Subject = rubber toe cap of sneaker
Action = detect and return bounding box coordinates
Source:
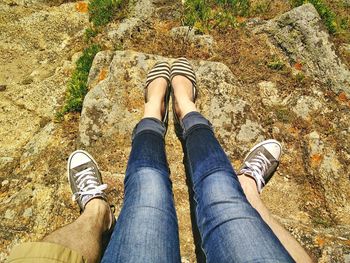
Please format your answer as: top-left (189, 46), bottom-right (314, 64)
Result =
top-left (263, 141), bottom-right (282, 160)
top-left (70, 151), bottom-right (91, 168)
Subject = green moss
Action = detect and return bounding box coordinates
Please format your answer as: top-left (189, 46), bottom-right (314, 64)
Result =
top-left (340, 18), bottom-right (349, 30)
top-left (88, 0), bottom-right (123, 27)
top-left (275, 107), bottom-right (296, 123)
top-left (84, 27), bottom-right (98, 42)
top-left (59, 44), bottom-right (101, 115)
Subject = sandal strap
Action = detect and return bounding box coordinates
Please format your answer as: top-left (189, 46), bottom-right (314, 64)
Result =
top-left (144, 62), bottom-right (171, 102)
top-left (170, 58), bottom-right (197, 101)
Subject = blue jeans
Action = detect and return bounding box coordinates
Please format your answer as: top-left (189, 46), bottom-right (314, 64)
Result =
top-left (102, 112), bottom-right (294, 263)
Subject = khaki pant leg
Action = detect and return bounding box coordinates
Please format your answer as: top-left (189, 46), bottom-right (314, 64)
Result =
top-left (7, 242), bottom-right (86, 263)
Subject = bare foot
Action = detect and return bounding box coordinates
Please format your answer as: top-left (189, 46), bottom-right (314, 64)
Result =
top-left (172, 75), bottom-right (197, 120)
top-left (143, 78), bottom-right (167, 121)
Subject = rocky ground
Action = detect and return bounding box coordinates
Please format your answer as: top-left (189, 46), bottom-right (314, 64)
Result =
top-left (1, 0), bottom-right (350, 262)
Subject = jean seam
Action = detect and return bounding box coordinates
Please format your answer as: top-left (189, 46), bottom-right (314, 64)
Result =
top-left (184, 144), bottom-right (208, 262)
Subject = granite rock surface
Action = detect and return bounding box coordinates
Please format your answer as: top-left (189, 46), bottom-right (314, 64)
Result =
top-left (78, 50), bottom-right (350, 261)
top-left (255, 3), bottom-right (350, 96)
top-left (1, 1), bottom-right (350, 262)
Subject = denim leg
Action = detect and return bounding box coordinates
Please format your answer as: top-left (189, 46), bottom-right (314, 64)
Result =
top-left (181, 112), bottom-right (294, 263)
top-left (102, 118), bottom-right (181, 263)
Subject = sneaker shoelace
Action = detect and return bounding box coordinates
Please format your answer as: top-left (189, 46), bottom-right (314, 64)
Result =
top-left (240, 152), bottom-right (271, 192)
top-left (72, 167), bottom-right (107, 202)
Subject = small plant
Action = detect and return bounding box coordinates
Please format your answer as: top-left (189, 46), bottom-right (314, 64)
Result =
top-left (340, 18), bottom-right (349, 30)
top-left (183, 0), bottom-right (251, 31)
top-left (183, 0), bottom-right (211, 30)
top-left (84, 27), bottom-right (98, 42)
top-left (88, 0), bottom-right (122, 27)
top-left (212, 9), bottom-right (238, 29)
top-left (267, 60), bottom-right (285, 70)
top-left (294, 72), bottom-right (305, 83)
top-left (252, 0), bottom-right (271, 15)
top-left (290, 0), bottom-right (337, 34)
top-left (215, 0), bottom-right (250, 16)
top-left (60, 45), bottom-right (101, 115)
top-left (56, 0), bottom-right (128, 120)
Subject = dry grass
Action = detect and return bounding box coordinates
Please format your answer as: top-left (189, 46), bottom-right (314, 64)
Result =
top-left (124, 20), bottom-right (312, 97)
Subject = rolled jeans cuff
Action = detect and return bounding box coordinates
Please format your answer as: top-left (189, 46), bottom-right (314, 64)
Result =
top-left (132, 117), bottom-right (166, 140)
top-left (181, 111), bottom-right (213, 140)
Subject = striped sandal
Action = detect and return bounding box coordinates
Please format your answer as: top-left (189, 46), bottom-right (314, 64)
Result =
top-left (170, 57), bottom-right (198, 137)
top-left (144, 61), bottom-right (171, 131)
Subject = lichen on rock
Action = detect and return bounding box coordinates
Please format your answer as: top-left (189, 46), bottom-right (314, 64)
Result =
top-left (254, 3), bottom-right (350, 96)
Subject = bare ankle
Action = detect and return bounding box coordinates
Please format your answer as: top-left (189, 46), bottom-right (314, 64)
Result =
top-left (175, 99), bottom-right (197, 120)
top-left (84, 199), bottom-right (112, 232)
top-left (238, 175), bottom-right (260, 197)
top-left (143, 101), bottom-right (163, 121)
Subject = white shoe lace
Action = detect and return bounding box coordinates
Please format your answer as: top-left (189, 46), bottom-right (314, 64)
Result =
top-left (240, 152), bottom-right (271, 193)
top-left (72, 167), bottom-right (107, 202)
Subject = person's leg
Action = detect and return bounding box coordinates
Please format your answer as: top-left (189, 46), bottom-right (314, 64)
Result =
top-left (43, 199), bottom-right (112, 263)
top-left (8, 150), bottom-right (115, 263)
top-left (236, 140), bottom-right (313, 263)
top-left (184, 162), bottom-right (207, 263)
top-left (172, 73), bottom-right (293, 262)
top-left (102, 67), bottom-right (181, 263)
top-left (239, 175), bottom-right (313, 263)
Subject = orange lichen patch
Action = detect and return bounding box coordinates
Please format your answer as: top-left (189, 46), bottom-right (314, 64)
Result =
top-left (76, 2), bottom-right (88, 13)
top-left (294, 62), bottom-right (302, 70)
top-left (343, 240), bottom-right (350, 246)
top-left (288, 126), bottom-right (300, 136)
top-left (98, 68), bottom-right (108, 82)
top-left (315, 236), bottom-right (326, 247)
top-left (310, 154), bottom-right (323, 167)
top-left (338, 92), bottom-right (348, 102)
top-left (236, 16), bottom-right (247, 23)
